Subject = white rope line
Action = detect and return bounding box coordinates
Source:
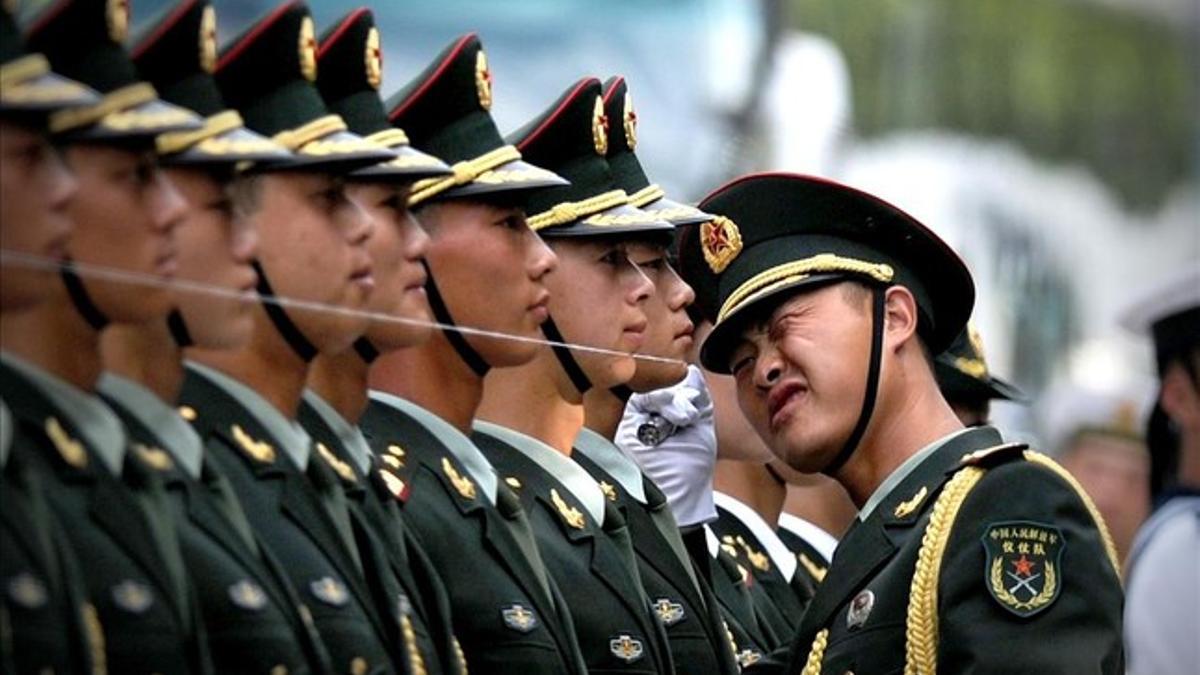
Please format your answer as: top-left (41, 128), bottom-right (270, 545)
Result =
top-left (0, 250), bottom-right (687, 366)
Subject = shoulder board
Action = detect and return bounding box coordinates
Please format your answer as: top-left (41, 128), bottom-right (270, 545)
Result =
top-left (953, 442), bottom-right (1029, 471)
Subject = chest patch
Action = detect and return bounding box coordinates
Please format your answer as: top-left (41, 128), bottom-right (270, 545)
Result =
top-left (981, 521), bottom-right (1065, 617)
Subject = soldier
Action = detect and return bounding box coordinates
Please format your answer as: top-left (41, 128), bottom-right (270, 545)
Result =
top-left (175, 2), bottom-right (412, 673)
top-left (361, 33), bottom-right (589, 674)
top-left (933, 322), bottom-right (1026, 427)
top-left (687, 173), bottom-right (1123, 674)
top-left (471, 77), bottom-right (675, 675)
top-left (0, 0), bottom-right (213, 671)
top-left (305, 9), bottom-right (468, 674)
top-left (572, 75), bottom-right (741, 674)
top-left (0, 6), bottom-right (103, 672)
top-left (93, 2), bottom-right (342, 673)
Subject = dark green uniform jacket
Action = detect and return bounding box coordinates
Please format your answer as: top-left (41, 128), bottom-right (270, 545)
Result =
top-left (0, 359), bottom-right (211, 674)
top-left (754, 425), bottom-right (1125, 675)
top-left (775, 516), bottom-right (833, 593)
top-left (688, 528), bottom-right (779, 666)
top-left (572, 431), bottom-right (740, 674)
top-left (100, 375), bottom-right (335, 675)
top-left (358, 394), bottom-right (588, 675)
top-left (179, 364), bottom-right (400, 675)
top-left (473, 422), bottom-right (674, 675)
top-left (298, 392), bottom-right (463, 675)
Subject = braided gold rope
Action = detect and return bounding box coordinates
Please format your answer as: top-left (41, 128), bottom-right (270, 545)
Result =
top-left (627, 183), bottom-right (666, 208)
top-left (1023, 450), bottom-right (1122, 579)
top-left (408, 145), bottom-right (522, 206)
top-left (452, 636), bottom-right (469, 675)
top-left (0, 54), bottom-right (48, 88)
top-left (526, 189), bottom-right (629, 231)
top-left (157, 110), bottom-right (246, 155)
top-left (801, 628), bottom-right (830, 675)
top-left (365, 128), bottom-right (411, 148)
top-left (905, 466), bottom-right (985, 675)
top-left (716, 253), bottom-right (896, 325)
top-left (272, 115), bottom-right (346, 150)
top-left (50, 82), bottom-right (157, 133)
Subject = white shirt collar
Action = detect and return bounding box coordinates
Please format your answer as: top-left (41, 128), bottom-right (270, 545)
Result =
top-left (713, 490), bottom-right (797, 582)
top-left (473, 420), bottom-right (606, 524)
top-left (186, 361), bottom-right (312, 471)
top-left (573, 427), bottom-right (647, 503)
top-left (704, 524), bottom-right (720, 558)
top-left (858, 427), bottom-right (973, 521)
top-left (98, 373), bottom-right (205, 479)
top-left (2, 352), bottom-right (126, 476)
top-left (777, 512), bottom-right (839, 562)
top-left (303, 389), bottom-right (373, 476)
top-left (371, 391), bottom-right (498, 505)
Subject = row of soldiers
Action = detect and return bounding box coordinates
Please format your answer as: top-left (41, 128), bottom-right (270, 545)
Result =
top-left (0, 0), bottom-right (1144, 673)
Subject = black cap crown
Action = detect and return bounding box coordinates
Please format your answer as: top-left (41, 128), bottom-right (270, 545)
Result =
top-left (693, 173), bottom-right (974, 373)
top-left (601, 76), bottom-right (710, 226)
top-left (386, 33), bottom-right (564, 206)
top-left (215, 1), bottom-right (394, 172)
top-left (1, 4), bottom-right (98, 119)
top-left (935, 323), bottom-right (1026, 403)
top-left (507, 77), bottom-right (671, 238)
top-left (130, 0), bottom-right (288, 166)
top-left (316, 8), bottom-right (449, 181)
top-left (24, 0), bottom-right (201, 141)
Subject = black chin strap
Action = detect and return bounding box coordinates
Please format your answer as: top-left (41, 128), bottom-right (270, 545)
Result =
top-left (353, 337), bottom-right (380, 364)
top-left (609, 384), bottom-right (634, 402)
top-left (541, 316), bottom-right (593, 395)
top-left (251, 260), bottom-right (317, 362)
top-left (823, 286), bottom-right (887, 476)
top-left (167, 309), bottom-right (194, 348)
top-left (420, 260), bottom-right (490, 377)
top-left (60, 259), bottom-right (109, 330)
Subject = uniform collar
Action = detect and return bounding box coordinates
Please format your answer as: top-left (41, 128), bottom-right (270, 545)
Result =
top-left (371, 391), bottom-right (498, 505)
top-left (573, 426), bottom-right (647, 503)
top-left (302, 389), bottom-right (372, 476)
top-left (777, 512), bottom-right (839, 562)
top-left (0, 398), bottom-right (11, 469)
top-left (713, 490), bottom-right (797, 581)
top-left (98, 372), bottom-right (204, 479)
top-left (858, 426), bottom-right (974, 521)
top-left (473, 420), bottom-right (606, 524)
top-left (704, 524), bottom-right (720, 558)
top-left (185, 361), bottom-right (312, 470)
top-left (1, 352), bottom-right (126, 476)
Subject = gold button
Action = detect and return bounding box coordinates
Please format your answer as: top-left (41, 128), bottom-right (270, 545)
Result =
top-left (269, 667), bottom-right (288, 675)
top-left (350, 657), bottom-right (367, 675)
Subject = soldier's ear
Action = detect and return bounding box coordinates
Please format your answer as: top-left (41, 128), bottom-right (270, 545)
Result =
top-left (882, 284), bottom-right (919, 357)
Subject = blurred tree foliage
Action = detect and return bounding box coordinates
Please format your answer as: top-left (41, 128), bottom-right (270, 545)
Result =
top-left (789, 0), bottom-right (1196, 211)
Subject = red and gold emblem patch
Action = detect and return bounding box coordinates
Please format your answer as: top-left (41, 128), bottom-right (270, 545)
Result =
top-left (475, 50), bottom-right (493, 110)
top-left (198, 5), bottom-right (218, 74)
top-left (981, 521), bottom-right (1064, 617)
top-left (298, 16), bottom-right (317, 82)
top-left (700, 216), bottom-right (743, 274)
top-left (623, 91), bottom-right (637, 150)
top-left (591, 95), bottom-right (609, 156)
top-left (106, 0), bottom-right (129, 43)
top-left (364, 27), bottom-right (383, 90)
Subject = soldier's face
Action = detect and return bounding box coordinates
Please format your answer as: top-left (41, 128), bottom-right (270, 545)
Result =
top-left (417, 200), bottom-right (557, 368)
top-left (0, 121), bottom-right (76, 311)
top-left (544, 237), bottom-right (654, 390)
top-left (63, 143), bottom-right (185, 324)
top-left (624, 241), bottom-right (696, 391)
top-left (729, 283), bottom-right (874, 472)
top-left (252, 172), bottom-right (374, 355)
top-left (167, 167), bottom-right (258, 349)
top-left (346, 181), bottom-right (432, 351)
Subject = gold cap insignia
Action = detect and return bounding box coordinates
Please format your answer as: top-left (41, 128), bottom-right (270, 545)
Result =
top-left (111, 579), bottom-right (154, 613)
top-left (134, 444), bottom-right (175, 472)
top-left (298, 16), bottom-right (317, 82)
top-left (474, 49), bottom-right (492, 110)
top-left (309, 576), bottom-right (349, 607)
top-left (551, 488), bottom-right (585, 530)
top-left (232, 424), bottom-right (276, 464)
top-left (893, 485), bottom-right (928, 519)
top-left (701, 216), bottom-right (743, 274)
top-left (442, 457), bottom-right (476, 500)
top-left (317, 442), bottom-right (357, 483)
top-left (623, 91), bottom-right (637, 150)
top-left (599, 481), bottom-right (618, 502)
top-left (198, 4), bottom-right (218, 74)
top-left (364, 27), bottom-right (383, 90)
top-left (45, 417), bottom-right (87, 469)
top-left (106, 0), bottom-right (129, 43)
top-left (591, 95), bottom-right (609, 156)
top-left (228, 579), bottom-right (268, 611)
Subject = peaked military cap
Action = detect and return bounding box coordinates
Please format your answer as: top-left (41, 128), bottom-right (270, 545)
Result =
top-left (315, 8), bottom-right (449, 181)
top-left (1120, 265), bottom-right (1200, 373)
top-left (935, 323), bottom-right (1026, 403)
top-left (22, 0), bottom-right (202, 141)
top-left (215, 1), bottom-right (395, 173)
top-left (507, 77), bottom-right (672, 237)
top-left (694, 173), bottom-right (974, 373)
top-left (386, 33), bottom-right (566, 206)
top-left (130, 0), bottom-right (289, 166)
top-left (0, 4), bottom-right (98, 119)
top-left (602, 76), bottom-right (711, 227)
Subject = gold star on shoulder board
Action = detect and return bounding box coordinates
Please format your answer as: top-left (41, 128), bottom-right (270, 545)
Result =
top-left (232, 424), bottom-right (275, 464)
top-left (45, 417), bottom-right (87, 468)
top-left (442, 457), bottom-right (476, 500)
top-left (551, 488), bottom-right (585, 529)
